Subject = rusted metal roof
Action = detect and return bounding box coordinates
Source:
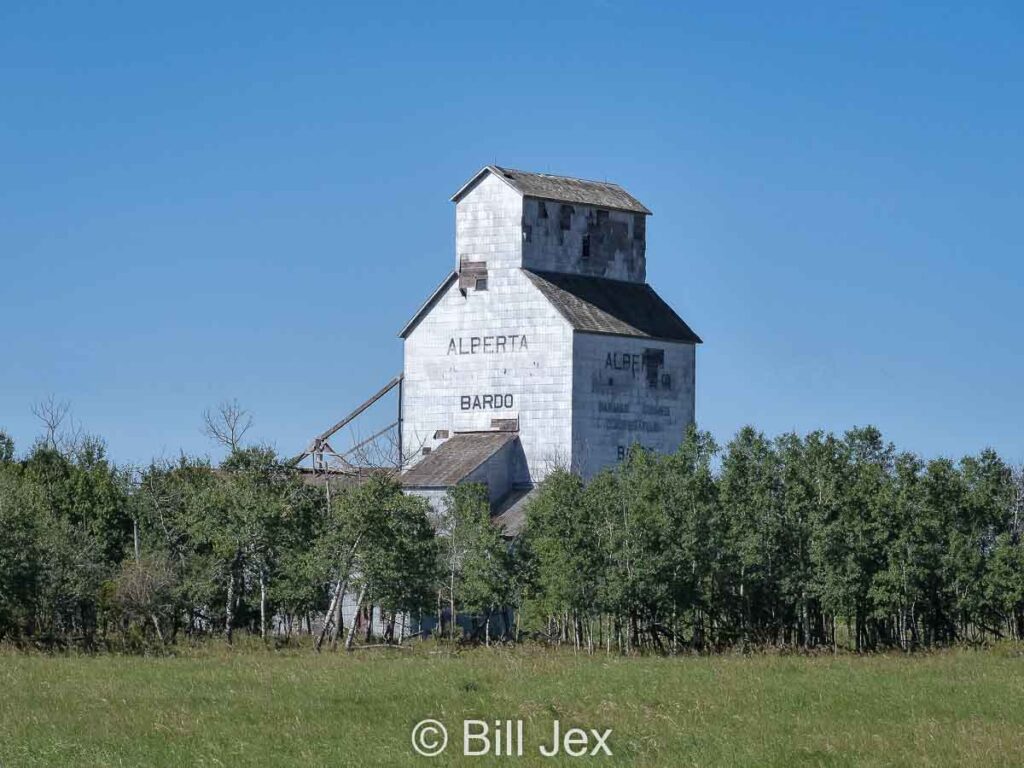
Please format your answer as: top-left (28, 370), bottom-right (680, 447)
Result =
top-left (401, 431), bottom-right (518, 488)
top-left (452, 165), bottom-right (651, 214)
top-left (524, 270), bottom-right (702, 344)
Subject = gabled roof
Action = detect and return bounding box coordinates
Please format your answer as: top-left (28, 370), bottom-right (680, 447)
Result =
top-left (397, 270), bottom-right (457, 338)
top-left (452, 165), bottom-right (651, 215)
top-left (523, 270), bottom-right (702, 344)
top-left (401, 431), bottom-right (518, 488)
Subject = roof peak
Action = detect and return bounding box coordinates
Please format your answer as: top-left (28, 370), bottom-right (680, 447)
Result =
top-left (491, 164), bottom-right (626, 189)
top-left (452, 165), bottom-right (651, 215)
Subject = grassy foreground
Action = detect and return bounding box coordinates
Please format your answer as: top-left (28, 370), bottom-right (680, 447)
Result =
top-left (1, 645), bottom-right (1022, 767)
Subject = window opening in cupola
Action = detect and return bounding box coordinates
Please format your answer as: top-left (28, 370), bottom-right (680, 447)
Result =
top-left (559, 204), bottom-right (573, 231)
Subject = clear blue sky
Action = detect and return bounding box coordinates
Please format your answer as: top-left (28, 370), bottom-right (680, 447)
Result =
top-left (2, 1), bottom-right (1022, 465)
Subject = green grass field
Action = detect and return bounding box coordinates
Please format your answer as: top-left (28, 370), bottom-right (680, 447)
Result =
top-left (1, 644), bottom-right (1022, 767)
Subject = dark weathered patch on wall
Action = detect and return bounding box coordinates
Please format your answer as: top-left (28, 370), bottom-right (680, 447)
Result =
top-left (458, 259), bottom-right (488, 290)
top-left (642, 348), bottom-right (665, 389)
top-left (584, 209), bottom-right (632, 273)
top-left (521, 198), bottom-right (648, 281)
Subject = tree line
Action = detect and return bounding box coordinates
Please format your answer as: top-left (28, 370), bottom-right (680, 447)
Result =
top-left (523, 427), bottom-right (1023, 652)
top-left (0, 408), bottom-right (1021, 653)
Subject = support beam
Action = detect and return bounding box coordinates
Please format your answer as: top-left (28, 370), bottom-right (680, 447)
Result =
top-left (340, 421), bottom-right (399, 460)
top-left (290, 374), bottom-right (403, 466)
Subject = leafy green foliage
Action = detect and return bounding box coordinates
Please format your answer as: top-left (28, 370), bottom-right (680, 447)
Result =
top-left (438, 484), bottom-right (514, 641)
top-left (522, 425), bottom-right (1024, 652)
top-left (341, 474), bottom-right (438, 617)
top-left (0, 413), bottom-right (1021, 653)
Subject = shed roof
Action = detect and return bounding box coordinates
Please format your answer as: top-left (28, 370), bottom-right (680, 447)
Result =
top-left (401, 431), bottom-right (518, 488)
top-left (523, 270), bottom-right (702, 344)
top-left (491, 485), bottom-right (538, 538)
top-left (452, 165), bottom-right (651, 214)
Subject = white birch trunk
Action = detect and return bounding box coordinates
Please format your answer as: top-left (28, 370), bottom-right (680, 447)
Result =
top-left (259, 568), bottom-right (267, 641)
top-left (345, 585), bottom-right (367, 651)
top-left (224, 566), bottom-right (235, 645)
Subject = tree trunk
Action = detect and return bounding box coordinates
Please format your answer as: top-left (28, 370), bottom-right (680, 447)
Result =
top-left (345, 585), bottom-right (367, 651)
top-left (224, 565), bottom-right (236, 645)
top-left (259, 568), bottom-right (267, 641)
top-left (364, 603), bottom-right (374, 642)
top-left (333, 584), bottom-right (345, 647)
top-left (315, 536), bottom-right (361, 652)
top-left (449, 571), bottom-right (457, 641)
top-left (151, 614), bottom-right (164, 644)
top-left (316, 576), bottom-right (345, 652)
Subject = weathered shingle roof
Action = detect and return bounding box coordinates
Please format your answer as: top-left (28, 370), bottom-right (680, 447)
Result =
top-left (523, 270), bottom-right (702, 344)
top-left (452, 165), bottom-right (651, 214)
top-left (401, 431), bottom-right (518, 488)
top-left (492, 485), bottom-right (538, 538)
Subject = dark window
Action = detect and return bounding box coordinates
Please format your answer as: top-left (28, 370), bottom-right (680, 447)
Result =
top-left (538, 201), bottom-right (548, 219)
top-left (596, 209), bottom-right (609, 225)
top-left (643, 348), bottom-right (664, 388)
top-left (634, 213), bottom-right (646, 242)
top-left (523, 224), bottom-right (532, 243)
top-left (581, 234), bottom-right (590, 260)
top-left (559, 204), bottom-right (573, 231)
top-left (475, 277), bottom-right (488, 291)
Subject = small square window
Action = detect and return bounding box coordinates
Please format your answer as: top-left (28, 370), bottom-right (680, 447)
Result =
top-left (475, 277), bottom-right (488, 291)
